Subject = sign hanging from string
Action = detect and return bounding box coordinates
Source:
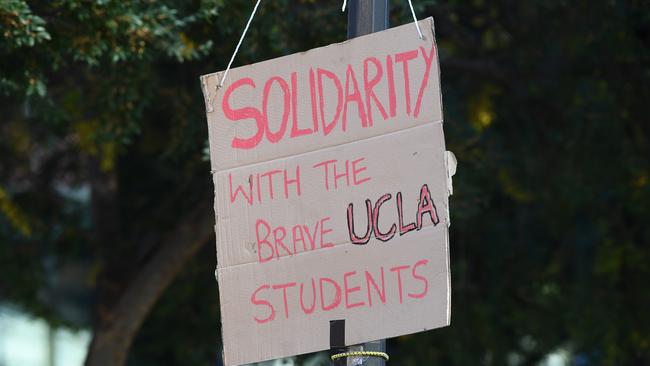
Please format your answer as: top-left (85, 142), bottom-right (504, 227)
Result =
top-left (201, 4), bottom-right (455, 366)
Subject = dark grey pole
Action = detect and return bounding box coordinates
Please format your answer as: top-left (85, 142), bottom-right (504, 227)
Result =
top-left (347, 0), bottom-right (389, 39)
top-left (336, 2), bottom-right (388, 365)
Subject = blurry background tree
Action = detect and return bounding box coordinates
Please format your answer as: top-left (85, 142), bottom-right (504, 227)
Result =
top-left (0, 1), bottom-right (648, 366)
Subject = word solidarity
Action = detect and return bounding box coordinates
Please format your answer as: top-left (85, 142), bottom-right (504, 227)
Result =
top-left (221, 45), bottom-right (435, 149)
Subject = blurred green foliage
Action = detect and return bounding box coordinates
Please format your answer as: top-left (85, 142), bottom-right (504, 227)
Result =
top-left (1, 0), bottom-right (649, 365)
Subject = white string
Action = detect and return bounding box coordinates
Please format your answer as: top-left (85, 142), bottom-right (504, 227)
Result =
top-left (219, 0), bottom-right (262, 88)
top-left (341, 0), bottom-right (423, 40)
top-left (406, 0), bottom-right (424, 39)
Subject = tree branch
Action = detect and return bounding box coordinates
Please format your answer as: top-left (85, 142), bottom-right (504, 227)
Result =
top-left (84, 200), bottom-right (214, 366)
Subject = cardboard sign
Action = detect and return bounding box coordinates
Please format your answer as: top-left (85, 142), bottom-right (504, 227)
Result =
top-left (201, 18), bottom-right (452, 366)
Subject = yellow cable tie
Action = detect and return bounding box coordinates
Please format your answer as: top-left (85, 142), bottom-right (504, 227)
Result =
top-left (331, 351), bottom-right (389, 361)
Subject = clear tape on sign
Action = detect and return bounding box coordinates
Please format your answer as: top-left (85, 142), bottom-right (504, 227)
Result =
top-left (445, 151), bottom-right (457, 227)
top-left (445, 151), bottom-right (457, 196)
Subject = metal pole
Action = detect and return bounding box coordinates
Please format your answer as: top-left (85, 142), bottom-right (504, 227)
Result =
top-left (335, 2), bottom-right (389, 365)
top-left (347, 0), bottom-right (389, 39)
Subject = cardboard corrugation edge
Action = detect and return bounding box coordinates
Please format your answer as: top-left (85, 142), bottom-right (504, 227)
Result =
top-left (200, 70), bottom-right (226, 256)
top-left (445, 230), bottom-right (452, 325)
top-left (200, 74), bottom-right (213, 114)
top-left (430, 17), bottom-right (453, 223)
top-left (431, 16), bottom-right (453, 327)
top-left (200, 74), bottom-right (221, 267)
top-left (200, 75), bottom-right (231, 366)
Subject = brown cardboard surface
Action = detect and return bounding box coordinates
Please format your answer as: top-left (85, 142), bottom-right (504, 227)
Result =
top-left (214, 122), bottom-right (447, 267)
top-left (201, 17), bottom-right (451, 366)
top-left (218, 225), bottom-right (450, 365)
top-left (201, 18), bottom-right (442, 171)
